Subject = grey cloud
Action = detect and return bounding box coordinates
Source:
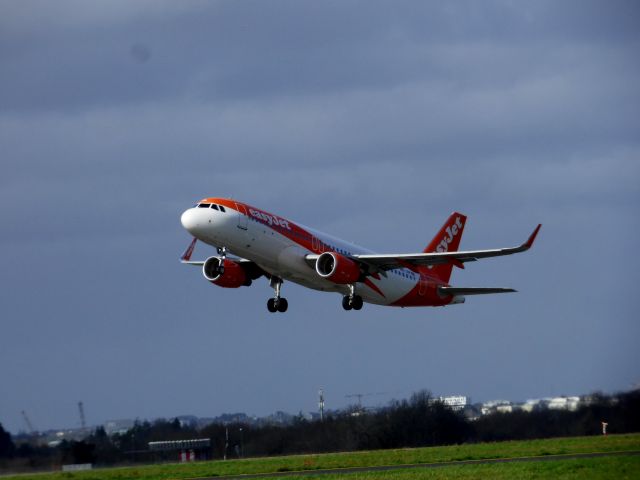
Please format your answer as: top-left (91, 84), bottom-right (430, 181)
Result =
top-left (3, 1), bottom-right (639, 112)
top-left (1, 0), bottom-right (639, 433)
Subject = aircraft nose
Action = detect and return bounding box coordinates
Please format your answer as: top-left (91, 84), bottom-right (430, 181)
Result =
top-left (180, 208), bottom-right (199, 233)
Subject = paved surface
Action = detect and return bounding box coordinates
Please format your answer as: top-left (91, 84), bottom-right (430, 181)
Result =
top-left (191, 450), bottom-right (640, 479)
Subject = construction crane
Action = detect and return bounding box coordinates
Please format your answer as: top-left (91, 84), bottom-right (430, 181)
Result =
top-left (78, 401), bottom-right (86, 429)
top-left (21, 410), bottom-right (35, 434)
top-left (345, 393), bottom-right (366, 409)
top-left (345, 391), bottom-right (389, 410)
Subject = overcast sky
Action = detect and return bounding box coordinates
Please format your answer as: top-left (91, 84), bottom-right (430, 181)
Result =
top-left (1, 0), bottom-right (639, 434)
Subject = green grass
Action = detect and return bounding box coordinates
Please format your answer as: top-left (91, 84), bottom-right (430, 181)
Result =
top-left (288, 456), bottom-right (640, 479)
top-left (2, 433), bottom-right (639, 480)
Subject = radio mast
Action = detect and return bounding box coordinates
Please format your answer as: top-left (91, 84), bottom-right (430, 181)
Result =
top-left (318, 388), bottom-right (325, 421)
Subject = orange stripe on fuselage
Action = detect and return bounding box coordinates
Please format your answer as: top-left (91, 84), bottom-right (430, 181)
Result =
top-left (202, 198), bottom-right (330, 255)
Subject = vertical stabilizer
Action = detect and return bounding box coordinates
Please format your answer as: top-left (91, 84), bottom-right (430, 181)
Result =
top-left (423, 212), bottom-right (467, 283)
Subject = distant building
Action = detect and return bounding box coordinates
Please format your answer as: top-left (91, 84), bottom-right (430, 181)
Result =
top-left (520, 399), bottom-right (545, 412)
top-left (480, 400), bottom-right (512, 416)
top-left (104, 419), bottom-right (135, 436)
top-left (548, 396), bottom-right (580, 411)
top-left (438, 396), bottom-right (469, 411)
top-left (496, 404), bottom-right (513, 414)
top-left (148, 439), bottom-right (211, 462)
top-left (479, 395), bottom-right (582, 416)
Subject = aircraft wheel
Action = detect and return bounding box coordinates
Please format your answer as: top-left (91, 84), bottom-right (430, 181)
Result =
top-left (352, 295), bottom-right (363, 310)
top-left (342, 296), bottom-right (352, 311)
top-left (267, 298), bottom-right (278, 313)
top-left (277, 298), bottom-right (288, 313)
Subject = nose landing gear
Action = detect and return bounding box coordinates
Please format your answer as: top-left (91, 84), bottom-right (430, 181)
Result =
top-left (267, 277), bottom-right (288, 313)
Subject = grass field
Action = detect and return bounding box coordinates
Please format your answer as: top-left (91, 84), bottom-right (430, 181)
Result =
top-left (2, 433), bottom-right (639, 480)
top-left (273, 456), bottom-right (640, 479)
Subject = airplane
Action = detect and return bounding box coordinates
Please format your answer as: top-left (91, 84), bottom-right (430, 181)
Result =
top-left (180, 198), bottom-right (540, 313)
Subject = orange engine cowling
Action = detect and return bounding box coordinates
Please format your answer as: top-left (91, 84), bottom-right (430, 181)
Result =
top-left (315, 252), bottom-right (361, 284)
top-left (202, 257), bottom-right (248, 288)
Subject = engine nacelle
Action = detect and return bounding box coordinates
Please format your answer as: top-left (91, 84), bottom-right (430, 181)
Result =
top-left (202, 257), bottom-right (248, 288)
top-left (315, 252), bottom-right (361, 284)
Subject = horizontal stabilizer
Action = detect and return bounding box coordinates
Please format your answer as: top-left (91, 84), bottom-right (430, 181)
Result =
top-left (438, 286), bottom-right (516, 296)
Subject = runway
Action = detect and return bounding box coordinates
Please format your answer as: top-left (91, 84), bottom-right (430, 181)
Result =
top-left (190, 450), bottom-right (640, 479)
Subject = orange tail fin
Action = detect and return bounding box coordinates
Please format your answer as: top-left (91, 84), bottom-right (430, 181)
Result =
top-left (423, 212), bottom-right (467, 283)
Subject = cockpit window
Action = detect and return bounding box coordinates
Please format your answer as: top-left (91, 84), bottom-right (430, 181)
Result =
top-left (219, 205), bottom-right (226, 212)
top-left (211, 204), bottom-right (219, 210)
top-left (198, 203), bottom-right (211, 208)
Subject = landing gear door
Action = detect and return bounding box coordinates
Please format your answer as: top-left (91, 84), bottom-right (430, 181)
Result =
top-left (235, 203), bottom-right (248, 230)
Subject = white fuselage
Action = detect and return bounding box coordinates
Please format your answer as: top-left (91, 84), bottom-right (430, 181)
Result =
top-left (181, 202), bottom-right (420, 306)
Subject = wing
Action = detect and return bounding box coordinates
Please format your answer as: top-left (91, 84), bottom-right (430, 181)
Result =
top-left (305, 224), bottom-right (540, 273)
top-left (180, 237), bottom-right (202, 265)
top-left (179, 237), bottom-right (255, 267)
top-left (353, 224), bottom-right (540, 272)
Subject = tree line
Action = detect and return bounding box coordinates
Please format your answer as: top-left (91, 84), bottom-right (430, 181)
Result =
top-left (1, 389), bottom-right (638, 471)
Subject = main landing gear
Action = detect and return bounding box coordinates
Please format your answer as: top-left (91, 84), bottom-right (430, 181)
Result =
top-left (342, 284), bottom-right (363, 311)
top-left (267, 277), bottom-right (288, 313)
top-left (216, 246), bottom-right (227, 273)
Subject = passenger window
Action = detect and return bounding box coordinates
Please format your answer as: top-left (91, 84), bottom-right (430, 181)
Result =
top-left (198, 203), bottom-right (210, 208)
top-left (219, 205), bottom-right (226, 212)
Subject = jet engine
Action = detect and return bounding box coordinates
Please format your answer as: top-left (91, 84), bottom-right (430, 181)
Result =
top-left (202, 257), bottom-right (250, 288)
top-left (315, 252), bottom-right (361, 284)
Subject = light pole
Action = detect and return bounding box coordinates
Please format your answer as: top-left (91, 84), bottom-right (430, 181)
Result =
top-left (239, 428), bottom-right (244, 457)
top-left (224, 427), bottom-right (229, 460)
